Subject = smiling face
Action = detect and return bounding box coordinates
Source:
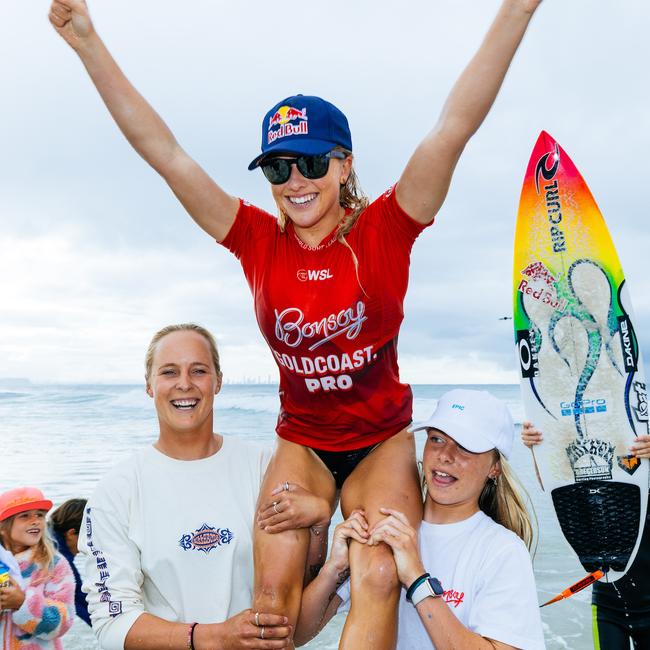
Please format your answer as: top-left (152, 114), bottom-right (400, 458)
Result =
top-left (422, 429), bottom-right (501, 523)
top-left (269, 153), bottom-right (352, 243)
top-left (145, 330), bottom-right (222, 438)
top-left (8, 510), bottom-right (47, 553)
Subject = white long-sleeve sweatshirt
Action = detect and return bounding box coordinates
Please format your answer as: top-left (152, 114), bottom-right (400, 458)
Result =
top-left (78, 436), bottom-right (272, 650)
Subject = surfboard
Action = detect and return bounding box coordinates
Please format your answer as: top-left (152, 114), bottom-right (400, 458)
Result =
top-left (513, 131), bottom-right (649, 582)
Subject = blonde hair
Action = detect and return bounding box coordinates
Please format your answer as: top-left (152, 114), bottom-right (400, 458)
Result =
top-left (144, 323), bottom-right (221, 382)
top-left (478, 453), bottom-right (536, 550)
top-left (276, 149), bottom-right (369, 293)
top-left (0, 513), bottom-right (56, 569)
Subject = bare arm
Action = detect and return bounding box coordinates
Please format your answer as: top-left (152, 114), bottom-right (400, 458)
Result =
top-left (49, 0), bottom-right (238, 241)
top-left (294, 512), bottom-right (368, 646)
top-left (397, 0), bottom-right (542, 224)
top-left (125, 611), bottom-right (291, 650)
top-left (369, 509), bottom-right (518, 650)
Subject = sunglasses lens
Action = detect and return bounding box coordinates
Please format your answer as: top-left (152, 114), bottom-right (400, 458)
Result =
top-left (297, 155), bottom-right (331, 179)
top-left (261, 159), bottom-right (291, 184)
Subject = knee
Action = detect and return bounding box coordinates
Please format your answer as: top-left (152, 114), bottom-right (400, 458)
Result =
top-left (352, 548), bottom-right (400, 600)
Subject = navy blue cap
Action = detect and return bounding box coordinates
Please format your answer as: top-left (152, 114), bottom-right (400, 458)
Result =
top-left (248, 94), bottom-right (352, 170)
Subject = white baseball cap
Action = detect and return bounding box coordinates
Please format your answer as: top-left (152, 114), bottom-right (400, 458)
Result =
top-left (410, 389), bottom-right (514, 459)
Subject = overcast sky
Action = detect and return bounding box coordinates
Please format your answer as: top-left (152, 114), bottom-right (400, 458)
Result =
top-left (2, 0), bottom-right (649, 385)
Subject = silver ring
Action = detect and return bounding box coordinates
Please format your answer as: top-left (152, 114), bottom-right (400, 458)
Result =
top-left (254, 611), bottom-right (260, 627)
top-left (283, 481), bottom-right (290, 491)
top-left (260, 625), bottom-right (266, 639)
top-left (273, 501), bottom-right (280, 515)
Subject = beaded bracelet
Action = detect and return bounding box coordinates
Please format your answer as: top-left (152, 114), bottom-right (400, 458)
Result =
top-left (187, 622), bottom-right (198, 649)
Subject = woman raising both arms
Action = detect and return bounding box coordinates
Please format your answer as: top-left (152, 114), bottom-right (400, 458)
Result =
top-left (49, 1), bottom-right (543, 647)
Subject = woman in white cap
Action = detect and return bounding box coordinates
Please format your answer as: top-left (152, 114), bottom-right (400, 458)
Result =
top-left (296, 389), bottom-right (545, 649)
top-left (48, 1), bottom-right (544, 645)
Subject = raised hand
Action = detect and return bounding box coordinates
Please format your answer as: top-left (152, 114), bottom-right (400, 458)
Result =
top-left (257, 482), bottom-right (331, 533)
top-left (521, 421), bottom-right (543, 448)
top-left (368, 508), bottom-right (424, 588)
top-left (48, 0), bottom-right (94, 49)
top-left (630, 434), bottom-right (650, 459)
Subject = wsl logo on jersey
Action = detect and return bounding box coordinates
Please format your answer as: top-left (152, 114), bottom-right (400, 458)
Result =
top-left (297, 269), bottom-right (333, 282)
top-left (267, 106), bottom-right (308, 144)
top-left (179, 523), bottom-right (234, 554)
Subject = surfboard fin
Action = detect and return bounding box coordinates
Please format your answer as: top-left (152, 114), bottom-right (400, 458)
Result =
top-left (539, 569), bottom-right (605, 607)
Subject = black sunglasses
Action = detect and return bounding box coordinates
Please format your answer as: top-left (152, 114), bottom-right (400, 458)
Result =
top-left (260, 151), bottom-right (347, 185)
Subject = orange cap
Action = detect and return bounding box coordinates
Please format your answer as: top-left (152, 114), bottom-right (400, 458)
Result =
top-left (0, 487), bottom-right (53, 522)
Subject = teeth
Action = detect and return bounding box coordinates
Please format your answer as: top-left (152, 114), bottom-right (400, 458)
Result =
top-left (289, 194), bottom-right (317, 205)
top-left (172, 399), bottom-right (198, 409)
top-left (435, 471), bottom-right (452, 478)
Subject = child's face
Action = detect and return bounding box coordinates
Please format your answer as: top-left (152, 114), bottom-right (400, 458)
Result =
top-left (10, 510), bottom-right (46, 552)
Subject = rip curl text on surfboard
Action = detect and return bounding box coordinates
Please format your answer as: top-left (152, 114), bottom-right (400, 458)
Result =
top-left (534, 144), bottom-right (567, 254)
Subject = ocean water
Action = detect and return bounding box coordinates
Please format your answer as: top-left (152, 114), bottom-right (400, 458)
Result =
top-left (1, 383), bottom-right (597, 649)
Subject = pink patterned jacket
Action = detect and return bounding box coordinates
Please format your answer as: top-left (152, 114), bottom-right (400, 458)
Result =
top-left (1, 548), bottom-right (75, 649)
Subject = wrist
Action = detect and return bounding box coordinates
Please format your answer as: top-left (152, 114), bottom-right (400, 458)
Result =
top-left (192, 622), bottom-right (219, 650)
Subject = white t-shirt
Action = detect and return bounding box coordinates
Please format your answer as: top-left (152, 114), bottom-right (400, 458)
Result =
top-left (338, 511), bottom-right (545, 650)
top-left (78, 436), bottom-right (272, 650)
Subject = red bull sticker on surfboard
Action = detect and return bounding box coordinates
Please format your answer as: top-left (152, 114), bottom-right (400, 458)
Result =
top-left (268, 105), bottom-right (308, 144)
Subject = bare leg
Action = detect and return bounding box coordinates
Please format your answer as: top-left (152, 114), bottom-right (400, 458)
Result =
top-left (339, 429), bottom-right (422, 650)
top-left (253, 438), bottom-right (337, 646)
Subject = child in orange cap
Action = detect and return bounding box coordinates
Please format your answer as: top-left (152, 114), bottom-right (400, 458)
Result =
top-left (0, 487), bottom-right (76, 649)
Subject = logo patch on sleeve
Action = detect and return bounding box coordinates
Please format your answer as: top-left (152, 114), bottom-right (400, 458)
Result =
top-left (179, 523), bottom-right (234, 554)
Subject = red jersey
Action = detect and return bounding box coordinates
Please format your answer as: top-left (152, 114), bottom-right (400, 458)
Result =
top-left (220, 187), bottom-right (427, 451)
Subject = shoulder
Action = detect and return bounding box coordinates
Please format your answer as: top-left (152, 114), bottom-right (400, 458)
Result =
top-left (221, 436), bottom-right (273, 472)
top-left (355, 185), bottom-right (428, 241)
top-left (88, 449), bottom-right (149, 511)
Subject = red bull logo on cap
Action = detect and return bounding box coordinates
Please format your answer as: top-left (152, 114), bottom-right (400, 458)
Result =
top-left (268, 105), bottom-right (309, 144)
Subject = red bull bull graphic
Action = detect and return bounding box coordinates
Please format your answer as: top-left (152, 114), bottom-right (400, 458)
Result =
top-left (268, 105), bottom-right (309, 144)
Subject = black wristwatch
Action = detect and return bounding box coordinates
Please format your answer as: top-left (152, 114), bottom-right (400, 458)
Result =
top-left (406, 573), bottom-right (444, 606)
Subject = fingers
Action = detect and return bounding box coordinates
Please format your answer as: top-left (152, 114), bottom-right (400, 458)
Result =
top-left (630, 434), bottom-right (650, 458)
top-left (377, 507), bottom-right (410, 527)
top-left (521, 421), bottom-right (543, 447)
top-left (49, 3), bottom-right (72, 29)
top-left (270, 481), bottom-right (294, 496)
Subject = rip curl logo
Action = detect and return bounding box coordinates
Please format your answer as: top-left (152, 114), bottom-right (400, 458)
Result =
top-left (179, 523), bottom-right (234, 554)
top-left (443, 589), bottom-right (465, 608)
top-left (274, 301), bottom-right (367, 351)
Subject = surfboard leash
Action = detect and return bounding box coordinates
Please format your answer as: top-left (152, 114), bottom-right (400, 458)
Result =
top-left (540, 569), bottom-right (605, 607)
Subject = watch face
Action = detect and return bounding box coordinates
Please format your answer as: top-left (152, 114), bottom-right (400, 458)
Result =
top-left (427, 577), bottom-right (444, 596)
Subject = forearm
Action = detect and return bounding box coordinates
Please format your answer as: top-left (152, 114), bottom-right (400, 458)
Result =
top-left (125, 614), bottom-right (222, 650)
top-left (437, 0), bottom-right (537, 143)
top-left (415, 597), bottom-right (511, 650)
top-left (74, 32), bottom-right (180, 175)
top-left (295, 562), bottom-right (345, 645)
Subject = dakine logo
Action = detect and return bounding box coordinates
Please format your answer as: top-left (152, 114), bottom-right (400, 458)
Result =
top-left (275, 301), bottom-right (367, 351)
top-left (297, 269), bottom-right (334, 282)
top-left (618, 316), bottom-right (637, 373)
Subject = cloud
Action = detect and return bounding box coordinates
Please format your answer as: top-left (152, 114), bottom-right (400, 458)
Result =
top-left (2, 0), bottom-right (650, 383)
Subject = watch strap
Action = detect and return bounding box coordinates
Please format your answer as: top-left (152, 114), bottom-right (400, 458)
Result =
top-left (410, 576), bottom-right (444, 607)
